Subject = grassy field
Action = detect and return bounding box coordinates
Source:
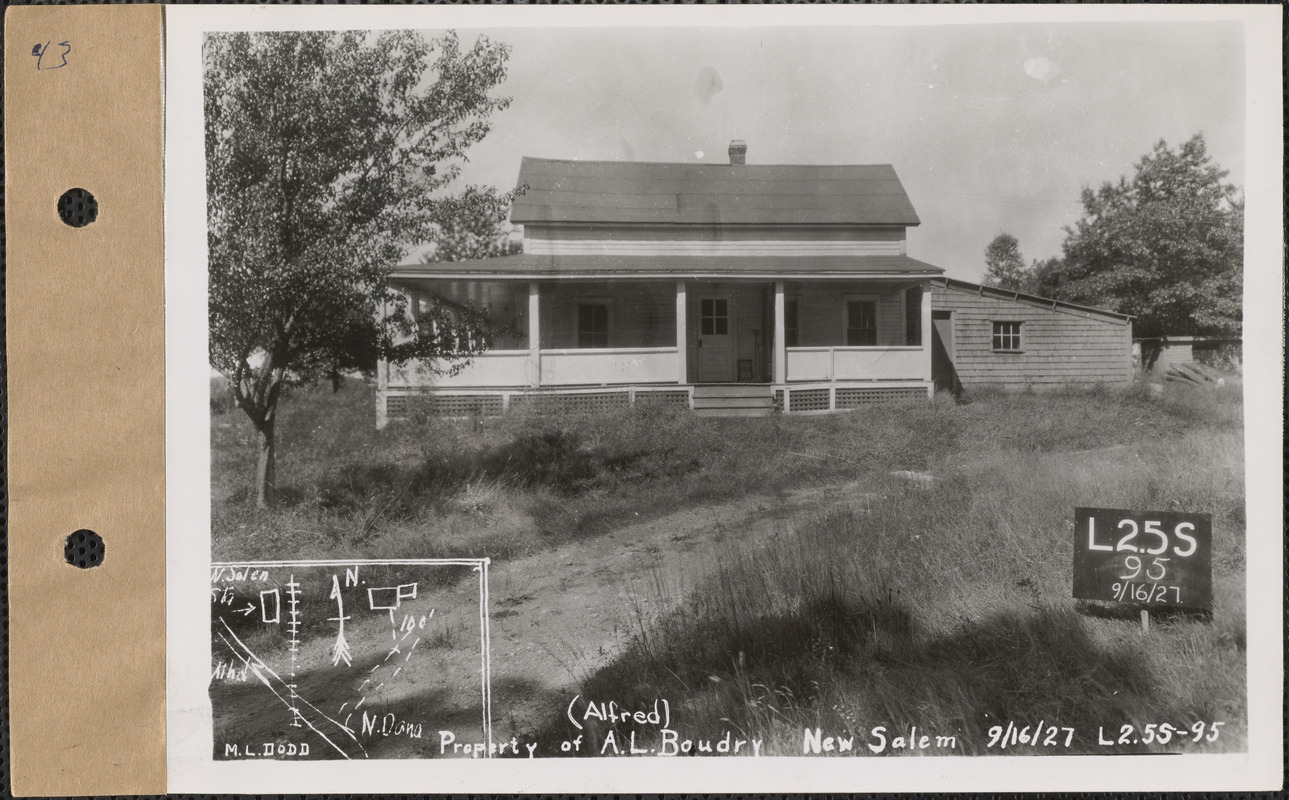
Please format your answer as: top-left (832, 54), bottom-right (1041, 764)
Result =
top-left (211, 378), bottom-right (1230, 562)
top-left (211, 377), bottom-right (1246, 756)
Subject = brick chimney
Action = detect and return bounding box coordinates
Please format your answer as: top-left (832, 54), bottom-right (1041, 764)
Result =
top-left (728, 139), bottom-right (747, 165)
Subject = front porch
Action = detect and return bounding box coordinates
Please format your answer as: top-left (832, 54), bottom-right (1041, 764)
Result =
top-left (378, 277), bottom-right (934, 425)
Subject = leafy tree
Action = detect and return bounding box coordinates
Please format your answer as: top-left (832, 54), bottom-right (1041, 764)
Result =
top-left (1038, 134), bottom-right (1243, 337)
top-left (981, 233), bottom-right (1029, 291)
top-left (1028, 256), bottom-right (1066, 299)
top-left (326, 185), bottom-right (522, 392)
top-left (422, 184), bottom-right (524, 263)
top-left (205, 30), bottom-right (513, 507)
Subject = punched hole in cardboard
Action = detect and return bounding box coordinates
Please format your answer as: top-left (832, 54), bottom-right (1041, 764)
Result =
top-left (57, 187), bottom-right (98, 227)
top-left (65, 529), bottom-right (105, 569)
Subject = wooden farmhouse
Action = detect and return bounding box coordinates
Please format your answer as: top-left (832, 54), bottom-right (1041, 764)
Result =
top-left (378, 141), bottom-right (1132, 425)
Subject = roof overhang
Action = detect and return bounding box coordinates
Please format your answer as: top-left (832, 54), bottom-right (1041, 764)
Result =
top-left (392, 254), bottom-right (945, 283)
top-left (931, 277), bottom-right (1134, 322)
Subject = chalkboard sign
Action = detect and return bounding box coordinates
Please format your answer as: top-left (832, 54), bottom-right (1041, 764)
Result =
top-left (1072, 507), bottom-right (1212, 610)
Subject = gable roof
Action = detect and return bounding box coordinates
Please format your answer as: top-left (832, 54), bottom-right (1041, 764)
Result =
top-left (510, 157), bottom-right (921, 226)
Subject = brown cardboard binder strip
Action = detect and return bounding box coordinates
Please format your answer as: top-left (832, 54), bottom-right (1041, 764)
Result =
top-left (5, 5), bottom-right (166, 796)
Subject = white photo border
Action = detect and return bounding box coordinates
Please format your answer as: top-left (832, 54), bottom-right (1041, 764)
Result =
top-left (166, 4), bottom-right (1284, 793)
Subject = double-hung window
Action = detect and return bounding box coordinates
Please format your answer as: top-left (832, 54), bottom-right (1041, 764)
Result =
top-left (844, 297), bottom-right (878, 346)
top-left (577, 301), bottom-right (609, 348)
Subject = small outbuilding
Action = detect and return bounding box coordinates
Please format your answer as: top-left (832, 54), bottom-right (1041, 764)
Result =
top-left (928, 278), bottom-right (1134, 394)
top-left (1134, 336), bottom-right (1242, 374)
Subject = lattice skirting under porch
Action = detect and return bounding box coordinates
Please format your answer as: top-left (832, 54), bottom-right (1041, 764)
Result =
top-left (380, 382), bottom-right (930, 424)
top-left (781, 383), bottom-right (933, 414)
top-left (381, 386), bottom-right (694, 423)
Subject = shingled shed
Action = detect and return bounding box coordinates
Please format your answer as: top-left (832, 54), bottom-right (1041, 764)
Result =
top-left (927, 278), bottom-right (1134, 394)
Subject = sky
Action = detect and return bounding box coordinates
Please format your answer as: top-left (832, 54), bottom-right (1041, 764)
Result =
top-left (439, 22), bottom-right (1245, 282)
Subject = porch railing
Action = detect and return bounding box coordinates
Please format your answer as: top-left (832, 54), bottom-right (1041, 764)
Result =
top-left (387, 347), bottom-right (681, 389)
top-left (786, 346), bottom-right (926, 382)
top-left (388, 351), bottom-right (531, 388)
top-left (540, 347), bottom-right (678, 386)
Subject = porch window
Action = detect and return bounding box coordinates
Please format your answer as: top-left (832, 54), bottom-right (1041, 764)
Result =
top-left (700, 298), bottom-right (729, 336)
top-left (577, 301), bottom-right (610, 348)
top-left (992, 321), bottom-right (1023, 352)
top-left (844, 298), bottom-right (878, 346)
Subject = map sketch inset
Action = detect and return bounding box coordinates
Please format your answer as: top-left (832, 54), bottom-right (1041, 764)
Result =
top-left (210, 559), bottom-right (492, 760)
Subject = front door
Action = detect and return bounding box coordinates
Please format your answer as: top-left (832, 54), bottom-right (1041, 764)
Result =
top-left (697, 295), bottom-right (735, 382)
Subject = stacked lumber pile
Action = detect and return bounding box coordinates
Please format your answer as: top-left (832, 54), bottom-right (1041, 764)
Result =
top-left (1164, 361), bottom-right (1226, 386)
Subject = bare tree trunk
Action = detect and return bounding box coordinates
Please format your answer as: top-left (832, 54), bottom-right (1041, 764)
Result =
top-left (255, 417), bottom-right (277, 509)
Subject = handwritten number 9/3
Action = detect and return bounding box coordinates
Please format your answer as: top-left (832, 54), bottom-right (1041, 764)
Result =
top-left (31, 41), bottom-right (72, 71)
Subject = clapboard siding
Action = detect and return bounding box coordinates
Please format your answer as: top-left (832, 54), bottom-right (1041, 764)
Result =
top-left (525, 223), bottom-right (906, 257)
top-left (930, 284), bottom-right (1131, 389)
top-left (733, 285), bottom-right (764, 364)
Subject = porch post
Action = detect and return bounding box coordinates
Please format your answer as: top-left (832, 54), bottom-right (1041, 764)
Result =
top-left (675, 280), bottom-right (687, 383)
top-left (528, 281), bottom-right (541, 388)
top-left (921, 282), bottom-right (934, 384)
top-left (773, 281), bottom-right (787, 384)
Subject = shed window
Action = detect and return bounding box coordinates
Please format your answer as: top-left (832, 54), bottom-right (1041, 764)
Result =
top-left (578, 301), bottom-right (609, 348)
top-left (992, 321), bottom-right (1023, 352)
top-left (845, 299), bottom-right (878, 346)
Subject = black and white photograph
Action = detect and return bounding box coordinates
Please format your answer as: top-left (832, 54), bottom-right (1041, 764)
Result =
top-left (165, 5), bottom-right (1282, 793)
